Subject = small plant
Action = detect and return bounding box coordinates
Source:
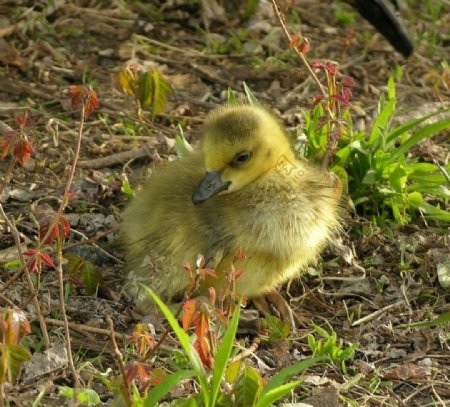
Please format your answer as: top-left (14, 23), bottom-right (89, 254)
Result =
top-left (307, 324), bottom-right (358, 374)
top-left (303, 76), bottom-right (450, 224)
top-left (0, 309), bottom-right (32, 402)
top-left (142, 288), bottom-right (323, 407)
top-left (118, 65), bottom-right (174, 119)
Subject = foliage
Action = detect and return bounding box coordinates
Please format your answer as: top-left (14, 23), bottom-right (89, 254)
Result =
top-left (65, 255), bottom-right (102, 295)
top-left (59, 386), bottom-right (101, 406)
top-left (307, 324), bottom-right (358, 374)
top-left (0, 309), bottom-right (31, 385)
top-left (303, 76), bottom-right (450, 224)
top-left (142, 288), bottom-right (323, 407)
top-left (118, 65), bottom-right (174, 118)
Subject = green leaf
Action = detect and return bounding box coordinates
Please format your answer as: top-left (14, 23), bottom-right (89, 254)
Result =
top-left (0, 343), bottom-right (31, 384)
top-left (369, 98), bottom-right (395, 144)
top-left (227, 87), bottom-right (238, 105)
top-left (385, 108), bottom-right (449, 144)
top-left (407, 192), bottom-right (450, 222)
top-left (255, 380), bottom-right (301, 407)
top-left (234, 365), bottom-right (263, 407)
top-left (437, 261), bottom-right (450, 289)
top-left (387, 75), bottom-right (396, 100)
top-left (59, 387), bottom-right (101, 406)
top-left (175, 124), bottom-right (193, 158)
top-left (137, 69), bottom-right (174, 117)
top-left (144, 370), bottom-right (196, 407)
top-left (210, 304), bottom-right (240, 406)
top-left (150, 69), bottom-right (174, 117)
top-left (389, 118), bottom-right (450, 161)
top-left (121, 178), bottom-right (135, 197)
top-left (142, 287), bottom-right (209, 404)
top-left (138, 71), bottom-right (153, 107)
top-left (261, 357), bottom-right (323, 396)
top-left (243, 82), bottom-right (263, 107)
top-left (399, 311), bottom-right (450, 328)
top-left (65, 255), bottom-right (102, 295)
top-left (362, 169), bottom-right (376, 186)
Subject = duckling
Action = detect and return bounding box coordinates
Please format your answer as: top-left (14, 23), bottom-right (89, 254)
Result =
top-left (122, 105), bottom-right (342, 324)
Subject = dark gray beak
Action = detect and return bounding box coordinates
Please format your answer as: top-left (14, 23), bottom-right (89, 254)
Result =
top-left (192, 171), bottom-right (231, 204)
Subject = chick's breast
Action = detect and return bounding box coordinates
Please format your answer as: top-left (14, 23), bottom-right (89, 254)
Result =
top-left (207, 159), bottom-right (341, 297)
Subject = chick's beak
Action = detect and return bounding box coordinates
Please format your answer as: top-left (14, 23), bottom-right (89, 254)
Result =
top-left (192, 170), bottom-right (231, 204)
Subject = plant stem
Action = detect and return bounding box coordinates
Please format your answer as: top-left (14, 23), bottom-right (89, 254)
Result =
top-left (270, 0), bottom-right (327, 97)
top-left (0, 204), bottom-right (50, 349)
top-left (108, 317), bottom-right (132, 406)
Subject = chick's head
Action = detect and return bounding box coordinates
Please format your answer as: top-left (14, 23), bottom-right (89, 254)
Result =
top-left (193, 105), bottom-right (294, 203)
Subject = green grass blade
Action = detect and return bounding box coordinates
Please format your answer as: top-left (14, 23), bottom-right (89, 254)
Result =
top-left (369, 98), bottom-right (395, 144)
top-left (389, 119), bottom-right (450, 161)
top-left (243, 82), bottom-right (263, 107)
top-left (386, 108), bottom-right (449, 144)
top-left (144, 370), bottom-right (196, 407)
top-left (255, 380), bottom-right (301, 407)
top-left (399, 311), bottom-right (450, 328)
top-left (260, 356), bottom-right (324, 396)
top-left (210, 304), bottom-right (241, 406)
top-left (142, 287), bottom-right (209, 402)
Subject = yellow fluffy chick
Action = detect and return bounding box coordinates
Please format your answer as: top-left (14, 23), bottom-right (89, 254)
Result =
top-left (122, 104), bottom-right (342, 318)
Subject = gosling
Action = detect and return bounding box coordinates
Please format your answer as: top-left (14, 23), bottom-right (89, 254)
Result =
top-left (122, 105), bottom-right (342, 322)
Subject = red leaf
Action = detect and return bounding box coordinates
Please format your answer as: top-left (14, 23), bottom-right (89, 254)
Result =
top-left (311, 60), bottom-right (324, 70)
top-left (182, 299), bottom-right (198, 331)
top-left (199, 268), bottom-right (217, 279)
top-left (69, 85), bottom-right (99, 118)
top-left (311, 94), bottom-right (325, 109)
top-left (325, 62), bottom-right (337, 76)
top-left (13, 139), bottom-right (33, 165)
top-left (39, 216), bottom-right (71, 244)
top-left (341, 76), bottom-right (356, 88)
top-left (289, 34), bottom-right (301, 49)
top-left (14, 110), bottom-right (33, 129)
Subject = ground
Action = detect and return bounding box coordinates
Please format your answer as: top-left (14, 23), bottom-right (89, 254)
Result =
top-left (0, 0), bottom-right (449, 406)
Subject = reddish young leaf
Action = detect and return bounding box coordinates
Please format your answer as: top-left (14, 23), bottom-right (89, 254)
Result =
top-left (124, 362), bottom-right (152, 388)
top-left (23, 248), bottom-right (56, 274)
top-left (209, 287), bottom-right (216, 307)
top-left (69, 85), bottom-right (99, 118)
top-left (341, 76), bottom-right (356, 88)
top-left (311, 60), bottom-right (324, 70)
top-left (325, 62), bottom-right (337, 76)
top-left (182, 299), bottom-right (198, 331)
top-left (330, 94), bottom-right (350, 106)
top-left (13, 139), bottom-right (33, 165)
top-left (128, 323), bottom-right (154, 358)
top-left (297, 40), bottom-right (310, 54)
top-left (289, 34), bottom-right (301, 49)
top-left (14, 110), bottom-right (33, 129)
top-left (311, 94), bottom-right (325, 109)
top-left (39, 215), bottom-right (71, 244)
top-left (84, 88), bottom-right (99, 118)
top-left (0, 132), bottom-right (14, 159)
top-left (198, 268), bottom-right (217, 279)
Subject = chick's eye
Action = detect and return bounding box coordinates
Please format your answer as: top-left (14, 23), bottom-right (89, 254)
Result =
top-left (231, 152), bottom-right (251, 166)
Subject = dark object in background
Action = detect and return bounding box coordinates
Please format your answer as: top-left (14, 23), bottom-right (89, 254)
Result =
top-left (346, 0), bottom-right (414, 57)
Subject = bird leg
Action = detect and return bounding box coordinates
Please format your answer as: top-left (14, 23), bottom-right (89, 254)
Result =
top-left (253, 289), bottom-right (297, 330)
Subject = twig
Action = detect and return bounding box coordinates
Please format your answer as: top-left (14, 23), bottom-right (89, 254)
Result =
top-left (108, 317), bottom-right (132, 406)
top-left (0, 294), bottom-right (17, 308)
top-left (46, 317), bottom-right (125, 340)
top-left (229, 336), bottom-right (261, 364)
top-left (77, 144), bottom-right (158, 169)
top-left (0, 204), bottom-right (50, 348)
top-left (351, 300), bottom-right (405, 327)
top-left (270, 0), bottom-right (326, 97)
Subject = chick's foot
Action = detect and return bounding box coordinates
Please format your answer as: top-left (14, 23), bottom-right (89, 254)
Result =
top-left (253, 289), bottom-right (297, 330)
